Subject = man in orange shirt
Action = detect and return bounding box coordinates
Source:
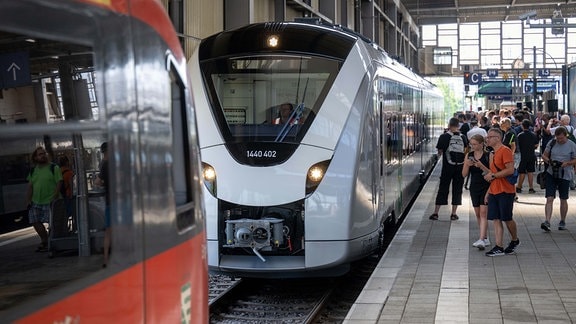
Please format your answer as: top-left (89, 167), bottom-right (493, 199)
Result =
top-left (483, 128), bottom-right (520, 256)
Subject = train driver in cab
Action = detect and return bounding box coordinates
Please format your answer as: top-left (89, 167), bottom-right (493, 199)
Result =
top-left (273, 103), bottom-right (299, 125)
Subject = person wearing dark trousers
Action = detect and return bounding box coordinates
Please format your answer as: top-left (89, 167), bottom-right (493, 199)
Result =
top-left (429, 117), bottom-right (467, 221)
top-left (516, 119), bottom-right (539, 193)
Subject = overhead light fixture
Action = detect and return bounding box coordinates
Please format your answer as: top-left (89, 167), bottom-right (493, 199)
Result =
top-left (24, 38), bottom-right (36, 43)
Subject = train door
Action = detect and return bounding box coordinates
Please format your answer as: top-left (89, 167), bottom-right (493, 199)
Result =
top-left (381, 78), bottom-right (402, 223)
top-left (378, 95), bottom-right (386, 216)
top-left (395, 93), bottom-right (404, 214)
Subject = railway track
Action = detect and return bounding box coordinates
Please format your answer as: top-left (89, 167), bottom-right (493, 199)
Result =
top-left (209, 274), bottom-right (243, 306)
top-left (208, 254), bottom-right (381, 323)
top-left (209, 277), bottom-right (337, 323)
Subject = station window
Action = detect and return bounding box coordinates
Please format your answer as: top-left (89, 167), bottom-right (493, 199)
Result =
top-left (433, 47), bottom-right (452, 65)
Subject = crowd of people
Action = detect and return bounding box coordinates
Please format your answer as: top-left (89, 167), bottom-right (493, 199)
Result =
top-left (430, 107), bottom-right (576, 257)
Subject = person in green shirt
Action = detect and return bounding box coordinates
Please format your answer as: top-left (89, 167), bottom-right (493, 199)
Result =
top-left (26, 147), bottom-right (63, 252)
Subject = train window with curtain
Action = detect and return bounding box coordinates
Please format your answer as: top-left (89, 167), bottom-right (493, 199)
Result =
top-left (168, 64), bottom-right (195, 232)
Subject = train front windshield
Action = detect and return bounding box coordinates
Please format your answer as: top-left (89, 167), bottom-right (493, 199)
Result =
top-left (201, 55), bottom-right (340, 144)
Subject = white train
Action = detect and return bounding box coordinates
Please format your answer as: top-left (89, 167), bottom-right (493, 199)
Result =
top-left (189, 20), bottom-right (445, 277)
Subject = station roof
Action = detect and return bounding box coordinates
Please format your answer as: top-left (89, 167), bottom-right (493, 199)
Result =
top-left (402, 0), bottom-right (576, 25)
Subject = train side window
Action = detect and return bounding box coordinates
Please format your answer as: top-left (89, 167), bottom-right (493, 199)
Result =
top-left (168, 63), bottom-right (195, 231)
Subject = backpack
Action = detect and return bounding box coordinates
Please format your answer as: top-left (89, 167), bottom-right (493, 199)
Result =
top-left (446, 131), bottom-right (466, 165)
top-left (29, 163), bottom-right (71, 198)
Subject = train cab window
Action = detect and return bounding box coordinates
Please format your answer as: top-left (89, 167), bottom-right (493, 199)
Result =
top-left (200, 55), bottom-right (340, 143)
top-left (168, 65), bottom-right (196, 231)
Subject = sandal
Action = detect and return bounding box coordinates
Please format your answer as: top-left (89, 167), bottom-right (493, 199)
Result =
top-left (450, 214), bottom-right (459, 220)
top-left (429, 214), bottom-right (439, 220)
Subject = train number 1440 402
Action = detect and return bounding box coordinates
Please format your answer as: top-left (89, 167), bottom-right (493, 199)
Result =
top-left (246, 150), bottom-right (277, 158)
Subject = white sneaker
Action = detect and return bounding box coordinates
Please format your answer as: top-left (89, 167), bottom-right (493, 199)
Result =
top-left (483, 238), bottom-right (491, 246)
top-left (473, 239), bottom-right (486, 249)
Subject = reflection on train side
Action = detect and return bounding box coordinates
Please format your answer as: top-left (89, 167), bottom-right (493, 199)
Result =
top-left (382, 102), bottom-right (432, 166)
top-left (1, 142), bottom-right (105, 229)
top-left (0, 35), bottom-right (110, 317)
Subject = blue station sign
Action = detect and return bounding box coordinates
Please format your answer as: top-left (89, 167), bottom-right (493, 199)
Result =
top-left (524, 80), bottom-right (558, 93)
top-left (0, 51), bottom-right (31, 88)
top-left (469, 72), bottom-right (482, 85)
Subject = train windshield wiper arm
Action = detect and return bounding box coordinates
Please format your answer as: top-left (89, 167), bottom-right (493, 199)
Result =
top-left (275, 78), bottom-right (308, 142)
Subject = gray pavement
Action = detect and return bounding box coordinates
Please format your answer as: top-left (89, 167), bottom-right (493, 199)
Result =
top-left (345, 163), bottom-right (576, 323)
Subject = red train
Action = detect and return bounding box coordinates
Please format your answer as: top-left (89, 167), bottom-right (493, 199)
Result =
top-left (0, 0), bottom-right (208, 322)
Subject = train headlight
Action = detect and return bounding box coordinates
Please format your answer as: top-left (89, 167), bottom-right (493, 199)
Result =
top-left (306, 160), bottom-right (330, 195)
top-left (202, 162), bottom-right (217, 196)
top-left (266, 35), bottom-right (279, 48)
top-left (308, 166), bottom-right (324, 182)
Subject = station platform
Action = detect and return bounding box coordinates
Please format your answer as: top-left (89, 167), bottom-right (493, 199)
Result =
top-left (345, 163), bottom-right (576, 323)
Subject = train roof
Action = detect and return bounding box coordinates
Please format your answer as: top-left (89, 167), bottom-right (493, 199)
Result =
top-left (289, 19), bottom-right (440, 92)
top-left (199, 19), bottom-right (439, 93)
top-left (75, 0), bottom-right (184, 62)
top-left (199, 21), bottom-right (357, 62)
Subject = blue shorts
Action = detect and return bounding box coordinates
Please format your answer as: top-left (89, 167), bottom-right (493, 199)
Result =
top-left (487, 193), bottom-right (515, 222)
top-left (545, 173), bottom-right (570, 200)
top-left (28, 203), bottom-right (51, 224)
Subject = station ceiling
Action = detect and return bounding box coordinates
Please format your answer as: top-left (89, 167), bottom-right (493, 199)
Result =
top-left (0, 31), bottom-right (91, 78)
top-left (402, 0), bottom-right (576, 25)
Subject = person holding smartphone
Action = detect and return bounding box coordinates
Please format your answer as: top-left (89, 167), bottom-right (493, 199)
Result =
top-left (462, 134), bottom-right (491, 250)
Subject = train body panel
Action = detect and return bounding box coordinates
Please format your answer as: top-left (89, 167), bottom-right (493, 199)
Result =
top-left (201, 144), bottom-right (333, 206)
top-left (298, 42), bottom-right (370, 150)
top-left (191, 21), bottom-right (444, 277)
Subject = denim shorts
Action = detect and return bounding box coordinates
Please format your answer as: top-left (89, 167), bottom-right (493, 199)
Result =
top-left (28, 203), bottom-right (51, 224)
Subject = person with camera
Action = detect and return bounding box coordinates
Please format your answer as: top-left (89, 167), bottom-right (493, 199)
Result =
top-left (540, 127), bottom-right (576, 232)
top-left (548, 114), bottom-right (576, 190)
top-left (547, 114), bottom-right (574, 136)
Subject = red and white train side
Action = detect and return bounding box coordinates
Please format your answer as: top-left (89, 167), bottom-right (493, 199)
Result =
top-left (0, 0), bottom-right (207, 322)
